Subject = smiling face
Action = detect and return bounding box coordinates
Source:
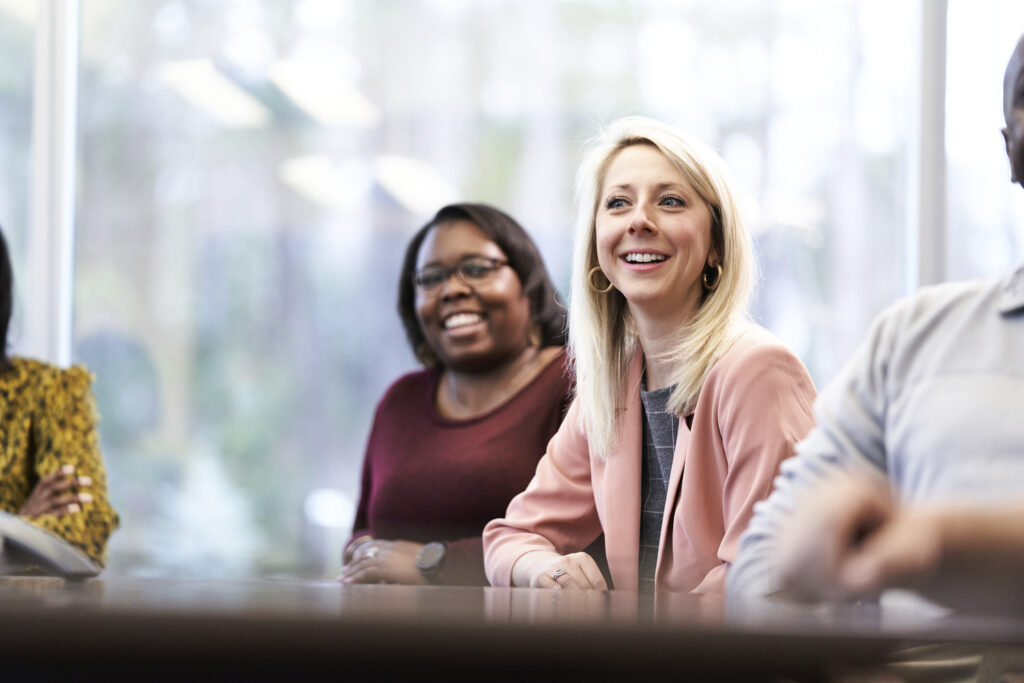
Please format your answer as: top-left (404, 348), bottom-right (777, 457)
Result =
top-left (594, 143), bottom-right (717, 329)
top-left (414, 219), bottom-right (533, 372)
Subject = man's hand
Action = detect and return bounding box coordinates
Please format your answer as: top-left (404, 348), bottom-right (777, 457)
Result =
top-left (776, 471), bottom-right (920, 602)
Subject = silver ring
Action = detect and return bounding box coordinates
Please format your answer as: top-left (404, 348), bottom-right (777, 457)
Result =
top-left (551, 567), bottom-right (566, 581)
top-left (365, 547), bottom-right (378, 560)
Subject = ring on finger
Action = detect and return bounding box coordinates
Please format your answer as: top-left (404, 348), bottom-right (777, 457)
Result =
top-left (366, 547), bottom-right (379, 560)
top-left (551, 567), bottom-right (566, 581)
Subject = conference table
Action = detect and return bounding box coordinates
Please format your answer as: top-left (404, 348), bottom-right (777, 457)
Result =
top-left (1, 575), bottom-right (1022, 681)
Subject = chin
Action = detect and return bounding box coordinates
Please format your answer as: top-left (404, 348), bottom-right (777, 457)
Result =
top-left (443, 350), bottom-right (504, 374)
top-left (618, 288), bottom-right (668, 308)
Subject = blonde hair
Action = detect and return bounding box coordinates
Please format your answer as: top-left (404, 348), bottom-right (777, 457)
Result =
top-left (568, 117), bottom-right (755, 459)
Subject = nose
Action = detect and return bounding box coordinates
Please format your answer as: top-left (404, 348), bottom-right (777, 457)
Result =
top-left (627, 205), bottom-right (656, 234)
top-left (438, 270), bottom-right (472, 300)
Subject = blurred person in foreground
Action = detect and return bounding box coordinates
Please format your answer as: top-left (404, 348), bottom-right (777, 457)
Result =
top-left (727, 34), bottom-right (1024, 615)
top-left (339, 203), bottom-right (574, 585)
top-left (482, 117), bottom-right (816, 594)
top-left (0, 227), bottom-right (118, 567)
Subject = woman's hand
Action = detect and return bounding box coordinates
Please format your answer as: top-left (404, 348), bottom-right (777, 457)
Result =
top-left (338, 539), bottom-right (428, 585)
top-left (19, 464), bottom-right (93, 518)
top-left (513, 550), bottom-right (607, 590)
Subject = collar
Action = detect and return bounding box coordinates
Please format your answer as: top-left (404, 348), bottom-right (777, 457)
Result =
top-left (998, 262), bottom-right (1024, 314)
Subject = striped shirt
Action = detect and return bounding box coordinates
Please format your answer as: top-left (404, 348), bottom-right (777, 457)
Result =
top-left (638, 384), bottom-right (679, 593)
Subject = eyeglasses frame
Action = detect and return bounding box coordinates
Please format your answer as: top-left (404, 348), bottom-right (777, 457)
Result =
top-left (412, 255), bottom-right (511, 294)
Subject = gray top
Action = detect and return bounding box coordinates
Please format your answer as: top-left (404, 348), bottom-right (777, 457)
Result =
top-left (638, 384), bottom-right (679, 593)
top-left (728, 263), bottom-right (1024, 600)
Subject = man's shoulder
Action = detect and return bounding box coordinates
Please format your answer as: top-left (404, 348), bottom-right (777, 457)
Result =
top-left (879, 274), bottom-right (1008, 333)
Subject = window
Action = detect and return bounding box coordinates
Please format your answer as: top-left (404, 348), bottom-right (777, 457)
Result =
top-left (0, 0), bottom-right (36, 345)
top-left (72, 0), bottom-right (915, 577)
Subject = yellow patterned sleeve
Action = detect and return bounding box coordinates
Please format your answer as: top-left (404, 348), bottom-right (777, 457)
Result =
top-left (29, 364), bottom-right (120, 566)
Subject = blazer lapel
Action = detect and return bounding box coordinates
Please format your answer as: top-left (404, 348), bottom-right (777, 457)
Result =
top-left (600, 351), bottom-right (644, 591)
top-left (655, 411), bottom-right (691, 583)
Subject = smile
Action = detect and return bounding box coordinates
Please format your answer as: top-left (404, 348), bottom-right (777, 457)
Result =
top-left (443, 312), bottom-right (485, 330)
top-left (622, 252), bottom-right (668, 264)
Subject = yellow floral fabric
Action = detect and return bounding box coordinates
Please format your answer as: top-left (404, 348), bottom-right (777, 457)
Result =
top-left (0, 357), bottom-right (119, 566)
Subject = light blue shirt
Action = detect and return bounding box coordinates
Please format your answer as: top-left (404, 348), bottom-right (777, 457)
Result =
top-left (728, 263), bottom-right (1024, 599)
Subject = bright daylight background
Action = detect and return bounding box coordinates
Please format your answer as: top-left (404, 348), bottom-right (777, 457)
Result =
top-left (1, 0), bottom-right (1023, 578)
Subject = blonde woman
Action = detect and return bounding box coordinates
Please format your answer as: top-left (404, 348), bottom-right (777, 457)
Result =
top-left (483, 117), bottom-right (817, 594)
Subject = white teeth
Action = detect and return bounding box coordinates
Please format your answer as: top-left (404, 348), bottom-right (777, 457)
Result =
top-left (444, 312), bottom-right (483, 329)
top-left (624, 253), bottom-right (667, 264)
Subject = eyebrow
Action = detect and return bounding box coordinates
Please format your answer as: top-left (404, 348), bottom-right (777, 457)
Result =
top-left (603, 182), bottom-right (688, 194)
top-left (418, 252), bottom-right (495, 268)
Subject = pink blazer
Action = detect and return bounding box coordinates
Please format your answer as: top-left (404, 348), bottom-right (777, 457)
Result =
top-left (483, 330), bottom-right (817, 593)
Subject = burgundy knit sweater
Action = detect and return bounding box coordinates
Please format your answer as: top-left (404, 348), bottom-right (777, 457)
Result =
top-left (349, 349), bottom-right (573, 585)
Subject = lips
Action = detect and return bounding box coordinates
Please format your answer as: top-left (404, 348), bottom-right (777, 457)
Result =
top-left (620, 250), bottom-right (669, 265)
top-left (443, 311), bottom-right (485, 330)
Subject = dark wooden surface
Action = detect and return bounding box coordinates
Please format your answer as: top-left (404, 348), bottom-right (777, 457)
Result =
top-left (0, 577), bottom-right (1021, 681)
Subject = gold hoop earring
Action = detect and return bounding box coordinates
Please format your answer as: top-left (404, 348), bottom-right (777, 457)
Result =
top-left (702, 263), bottom-right (723, 292)
top-left (588, 266), bottom-right (613, 294)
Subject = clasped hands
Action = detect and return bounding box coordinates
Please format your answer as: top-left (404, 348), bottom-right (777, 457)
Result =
top-left (338, 538), bottom-right (429, 585)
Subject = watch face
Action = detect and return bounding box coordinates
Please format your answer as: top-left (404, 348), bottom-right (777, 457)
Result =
top-left (417, 542), bottom-right (446, 573)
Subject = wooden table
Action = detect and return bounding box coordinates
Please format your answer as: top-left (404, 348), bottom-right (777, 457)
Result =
top-left (0, 577), bottom-right (1021, 681)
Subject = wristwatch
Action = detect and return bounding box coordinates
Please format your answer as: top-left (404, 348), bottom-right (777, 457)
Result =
top-left (415, 542), bottom-right (447, 581)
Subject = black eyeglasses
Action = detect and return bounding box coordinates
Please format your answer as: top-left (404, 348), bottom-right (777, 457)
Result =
top-left (413, 256), bottom-right (510, 293)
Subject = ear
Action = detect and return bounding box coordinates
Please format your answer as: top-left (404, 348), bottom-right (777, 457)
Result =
top-left (706, 246), bottom-right (721, 270)
top-left (1003, 127), bottom-right (1017, 183)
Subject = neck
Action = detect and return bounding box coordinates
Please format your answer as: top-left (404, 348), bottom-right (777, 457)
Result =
top-left (631, 304), bottom-right (695, 391)
top-left (441, 346), bottom-right (546, 418)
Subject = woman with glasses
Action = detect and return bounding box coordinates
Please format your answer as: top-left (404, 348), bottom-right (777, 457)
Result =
top-left (483, 117), bottom-right (817, 594)
top-left (339, 203), bottom-right (573, 585)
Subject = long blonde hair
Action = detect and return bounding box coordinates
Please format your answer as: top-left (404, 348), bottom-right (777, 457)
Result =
top-left (568, 117), bottom-right (755, 459)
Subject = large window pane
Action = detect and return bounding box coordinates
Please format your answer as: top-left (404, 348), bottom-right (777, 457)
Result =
top-left (0, 0), bottom-right (35, 348)
top-left (946, 0), bottom-right (1024, 281)
top-left (75, 0), bottom-right (914, 578)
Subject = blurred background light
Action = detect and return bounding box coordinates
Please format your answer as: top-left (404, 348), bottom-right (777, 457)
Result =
top-left (269, 58), bottom-right (380, 128)
top-left (0, 0), bottom-right (36, 25)
top-left (278, 155), bottom-right (372, 208)
top-left (373, 154), bottom-right (460, 215)
top-left (303, 488), bottom-right (355, 529)
top-left (159, 59), bottom-right (271, 128)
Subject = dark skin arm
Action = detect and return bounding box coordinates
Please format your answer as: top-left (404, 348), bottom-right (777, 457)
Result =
top-left (338, 539), bottom-right (429, 585)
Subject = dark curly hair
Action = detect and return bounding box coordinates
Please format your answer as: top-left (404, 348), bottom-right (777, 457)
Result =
top-left (397, 203), bottom-right (566, 367)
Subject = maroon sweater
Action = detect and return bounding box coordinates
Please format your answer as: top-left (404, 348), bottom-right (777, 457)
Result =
top-left (350, 349), bottom-right (573, 585)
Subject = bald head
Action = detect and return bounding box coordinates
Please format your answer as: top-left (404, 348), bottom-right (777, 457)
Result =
top-left (1003, 34), bottom-right (1024, 186)
top-left (1003, 34), bottom-right (1024, 121)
